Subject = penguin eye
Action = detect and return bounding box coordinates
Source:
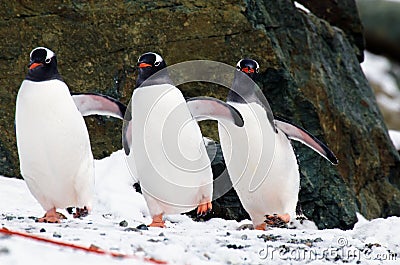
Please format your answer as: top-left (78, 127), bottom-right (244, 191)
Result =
top-left (236, 66), bottom-right (241, 71)
top-left (154, 61), bottom-right (161, 67)
top-left (256, 68), bottom-right (260, 73)
top-left (45, 58), bottom-right (51, 64)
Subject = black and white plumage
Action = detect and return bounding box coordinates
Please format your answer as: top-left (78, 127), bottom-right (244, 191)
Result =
top-left (217, 58), bottom-right (338, 229)
top-left (123, 52), bottom-right (244, 227)
top-left (15, 47), bottom-right (126, 222)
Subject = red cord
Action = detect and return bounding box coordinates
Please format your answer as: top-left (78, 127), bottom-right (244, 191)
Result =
top-left (0, 227), bottom-right (167, 264)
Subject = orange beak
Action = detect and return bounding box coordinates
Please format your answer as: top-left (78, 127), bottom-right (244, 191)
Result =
top-left (241, 67), bottom-right (255, 74)
top-left (138, 63), bottom-right (152, 68)
top-left (29, 63), bottom-right (43, 70)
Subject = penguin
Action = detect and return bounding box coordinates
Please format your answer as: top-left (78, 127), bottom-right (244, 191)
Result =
top-left (123, 52), bottom-right (243, 228)
top-left (217, 58), bottom-right (338, 230)
top-left (16, 47), bottom-right (126, 223)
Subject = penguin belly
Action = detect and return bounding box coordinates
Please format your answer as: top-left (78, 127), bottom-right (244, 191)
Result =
top-left (16, 80), bottom-right (94, 211)
top-left (128, 84), bottom-right (213, 216)
top-left (218, 102), bottom-right (299, 226)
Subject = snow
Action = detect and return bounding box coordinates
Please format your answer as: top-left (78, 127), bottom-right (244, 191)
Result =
top-left (361, 51), bottom-right (400, 111)
top-left (1, 150), bottom-right (400, 264)
top-left (389, 130), bottom-right (400, 150)
top-left (294, 1), bottom-right (310, 14)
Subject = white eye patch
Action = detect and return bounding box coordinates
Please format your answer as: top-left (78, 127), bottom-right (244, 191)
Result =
top-left (236, 59), bottom-right (243, 68)
top-left (30, 47), bottom-right (55, 61)
top-left (153, 52), bottom-right (163, 65)
top-left (254, 60), bottom-right (260, 70)
top-left (138, 52), bottom-right (164, 66)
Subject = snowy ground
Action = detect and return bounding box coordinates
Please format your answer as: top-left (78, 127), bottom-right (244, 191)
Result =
top-left (1, 150), bottom-right (399, 265)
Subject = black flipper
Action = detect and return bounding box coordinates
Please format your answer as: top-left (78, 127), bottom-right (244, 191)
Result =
top-left (186, 97), bottom-right (244, 127)
top-left (71, 92), bottom-right (126, 120)
top-left (275, 118), bottom-right (338, 165)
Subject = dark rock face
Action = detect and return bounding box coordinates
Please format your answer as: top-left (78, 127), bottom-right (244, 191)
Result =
top-left (245, 1), bottom-right (400, 229)
top-left (1, 0), bottom-right (399, 229)
top-left (186, 143), bottom-right (250, 222)
top-left (297, 0), bottom-right (365, 62)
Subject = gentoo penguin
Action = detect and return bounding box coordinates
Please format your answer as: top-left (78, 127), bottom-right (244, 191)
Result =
top-left (217, 58), bottom-right (338, 230)
top-left (16, 47), bottom-right (126, 223)
top-left (123, 52), bottom-right (243, 227)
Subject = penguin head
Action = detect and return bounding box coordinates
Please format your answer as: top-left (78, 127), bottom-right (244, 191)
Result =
top-left (136, 52), bottom-right (168, 87)
top-left (228, 58), bottom-right (260, 103)
top-left (29, 47), bottom-right (56, 71)
top-left (137, 52), bottom-right (166, 71)
top-left (236, 59), bottom-right (260, 80)
top-left (26, 47), bottom-right (60, 81)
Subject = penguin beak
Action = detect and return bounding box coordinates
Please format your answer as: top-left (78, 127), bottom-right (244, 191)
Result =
top-left (241, 67), bottom-right (255, 74)
top-left (138, 63), bottom-right (152, 68)
top-left (29, 62), bottom-right (43, 70)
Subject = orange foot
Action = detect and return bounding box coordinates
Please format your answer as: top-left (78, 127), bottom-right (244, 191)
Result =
top-left (255, 223), bottom-right (266, 230)
top-left (197, 201), bottom-right (212, 216)
top-left (265, 213), bottom-right (291, 227)
top-left (37, 208), bottom-right (66, 223)
top-left (148, 214), bottom-right (165, 228)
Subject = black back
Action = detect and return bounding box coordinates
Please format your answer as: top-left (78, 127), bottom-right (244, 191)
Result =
top-left (228, 58), bottom-right (275, 131)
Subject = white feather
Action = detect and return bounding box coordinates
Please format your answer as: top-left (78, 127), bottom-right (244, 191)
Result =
top-left (15, 80), bottom-right (94, 211)
top-left (126, 84), bottom-right (213, 216)
top-left (219, 102), bottom-right (299, 227)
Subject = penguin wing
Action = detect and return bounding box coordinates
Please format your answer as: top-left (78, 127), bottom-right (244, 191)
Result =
top-left (186, 97), bottom-right (244, 127)
top-left (275, 118), bottom-right (338, 165)
top-left (71, 93), bottom-right (126, 120)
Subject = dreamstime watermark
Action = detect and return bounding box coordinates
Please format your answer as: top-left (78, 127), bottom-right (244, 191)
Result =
top-left (123, 60), bottom-right (276, 208)
top-left (258, 237), bottom-right (398, 262)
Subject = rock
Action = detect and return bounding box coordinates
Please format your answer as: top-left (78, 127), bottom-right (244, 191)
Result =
top-left (0, 0), bottom-right (399, 229)
top-left (0, 247), bottom-right (9, 255)
top-left (133, 182), bottom-right (142, 194)
top-left (243, 0), bottom-right (399, 229)
top-left (136, 224), bottom-right (149, 231)
top-left (226, 244), bottom-right (245, 249)
top-left (119, 220), bottom-right (128, 227)
top-left (296, 0), bottom-right (365, 62)
top-left (357, 0), bottom-right (400, 63)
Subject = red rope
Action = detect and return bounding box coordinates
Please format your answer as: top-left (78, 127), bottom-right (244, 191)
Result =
top-left (0, 227), bottom-right (167, 264)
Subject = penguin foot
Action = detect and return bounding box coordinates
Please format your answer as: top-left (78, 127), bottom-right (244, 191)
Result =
top-left (254, 223), bottom-right (266, 230)
top-left (73, 206), bottom-right (89, 218)
top-left (265, 213), bottom-right (290, 228)
top-left (148, 214), bottom-right (165, 228)
top-left (37, 208), bottom-right (66, 223)
top-left (196, 201), bottom-right (212, 217)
